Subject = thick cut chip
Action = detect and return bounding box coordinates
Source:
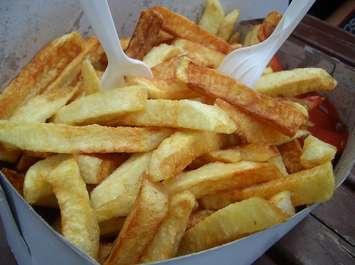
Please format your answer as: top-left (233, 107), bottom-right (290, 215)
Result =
top-left (1, 168), bottom-right (24, 195)
top-left (151, 6), bottom-right (232, 54)
top-left (143, 43), bottom-right (184, 68)
top-left (99, 217), bottom-right (126, 237)
top-left (187, 209), bottom-right (214, 229)
top-left (149, 131), bottom-right (223, 182)
top-left (0, 32), bottom-right (83, 119)
top-left (91, 153), bottom-right (151, 222)
top-left (217, 9), bottom-right (240, 41)
top-left (198, 0), bottom-right (225, 34)
top-left (115, 99), bottom-right (236, 133)
top-left (80, 58), bottom-right (101, 95)
top-left (173, 39), bottom-right (224, 68)
top-left (269, 191), bottom-right (295, 216)
top-left (140, 191), bottom-right (196, 262)
top-left (47, 158), bottom-right (99, 259)
top-left (0, 121), bottom-right (172, 153)
top-left (200, 162), bottom-right (335, 210)
top-left (53, 86), bottom-right (147, 125)
top-left (125, 9), bottom-right (163, 60)
top-left (300, 135), bottom-right (337, 168)
top-left (278, 139), bottom-right (304, 174)
top-left (255, 68), bottom-right (337, 97)
top-left (177, 61), bottom-right (307, 136)
top-left (104, 180), bottom-right (168, 265)
top-left (10, 86), bottom-right (77, 122)
top-left (164, 161), bottom-right (281, 198)
top-left (178, 197), bottom-right (287, 254)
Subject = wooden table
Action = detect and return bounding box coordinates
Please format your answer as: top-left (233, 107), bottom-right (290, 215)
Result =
top-left (1, 15), bottom-right (355, 265)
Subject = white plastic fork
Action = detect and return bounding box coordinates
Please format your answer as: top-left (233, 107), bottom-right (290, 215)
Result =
top-left (79, 0), bottom-right (153, 90)
top-left (218, 0), bottom-right (316, 87)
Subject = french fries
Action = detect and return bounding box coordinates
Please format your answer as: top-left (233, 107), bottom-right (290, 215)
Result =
top-left (256, 68), bottom-right (337, 97)
top-left (198, 0), bottom-right (225, 34)
top-left (278, 139), bottom-right (304, 174)
top-left (99, 217), bottom-right (126, 238)
top-left (149, 131), bottom-right (223, 182)
top-left (53, 86), bottom-right (147, 125)
top-left (143, 44), bottom-right (184, 68)
top-left (91, 153), bottom-right (151, 222)
top-left (140, 191), bottom-right (196, 262)
top-left (269, 191), bottom-right (295, 216)
top-left (178, 197), bottom-right (287, 254)
top-left (104, 180), bottom-right (168, 265)
top-left (269, 155), bottom-right (288, 176)
top-left (46, 158), bottom-right (99, 259)
top-left (164, 161), bottom-right (282, 198)
top-left (80, 58), bottom-right (101, 95)
top-left (217, 9), bottom-right (240, 41)
top-left (200, 162), bottom-right (335, 210)
top-left (0, 121), bottom-right (172, 153)
top-left (300, 135), bottom-right (337, 168)
top-left (187, 209), bottom-right (214, 229)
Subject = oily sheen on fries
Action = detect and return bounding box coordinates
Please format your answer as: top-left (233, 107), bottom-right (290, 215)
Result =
top-left (104, 180), bottom-right (168, 265)
top-left (0, 121), bottom-right (171, 153)
top-left (200, 162), bottom-right (335, 210)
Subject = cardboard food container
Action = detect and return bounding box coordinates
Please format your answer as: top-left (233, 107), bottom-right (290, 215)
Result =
top-left (0, 1), bottom-right (354, 265)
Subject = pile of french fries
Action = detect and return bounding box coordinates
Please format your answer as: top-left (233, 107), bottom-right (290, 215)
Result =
top-left (0, 1), bottom-right (339, 264)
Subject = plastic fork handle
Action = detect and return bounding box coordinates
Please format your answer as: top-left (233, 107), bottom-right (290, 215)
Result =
top-left (79, 0), bottom-right (127, 63)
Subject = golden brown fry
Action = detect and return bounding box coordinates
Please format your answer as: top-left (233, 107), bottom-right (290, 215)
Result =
top-left (278, 139), bottom-right (304, 174)
top-left (91, 153), bottom-right (151, 222)
top-left (80, 58), bottom-right (101, 95)
top-left (255, 68), bottom-right (337, 97)
top-left (198, 0), bottom-right (225, 34)
top-left (258, 11), bottom-right (282, 41)
top-left (300, 135), bottom-right (337, 168)
top-left (47, 158), bottom-right (99, 259)
top-left (187, 209), bottom-right (214, 229)
top-left (156, 30), bottom-right (175, 44)
top-left (125, 9), bottom-right (163, 60)
top-left (1, 168), bottom-right (24, 195)
top-left (99, 217), bottom-right (126, 238)
top-left (140, 191), bottom-right (196, 262)
top-left (217, 9), bottom-right (240, 41)
top-left (53, 86), bottom-right (147, 125)
top-left (149, 131), bottom-right (223, 182)
top-left (0, 121), bottom-right (172, 153)
top-left (177, 60), bottom-right (307, 136)
top-left (143, 43), bottom-right (184, 68)
top-left (104, 180), bottom-right (168, 265)
top-left (178, 197), bottom-right (287, 254)
top-left (216, 99), bottom-right (309, 145)
top-left (164, 161), bottom-right (281, 198)
top-left (151, 6), bottom-right (232, 54)
top-left (200, 162), bottom-right (335, 210)
top-left (269, 191), bottom-right (295, 216)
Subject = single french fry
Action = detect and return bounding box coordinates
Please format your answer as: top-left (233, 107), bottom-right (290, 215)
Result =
top-left (47, 158), bottom-right (99, 259)
top-left (149, 131), bottom-right (223, 182)
top-left (198, 0), bottom-right (225, 34)
top-left (278, 139), bottom-right (304, 174)
top-left (0, 121), bottom-right (172, 154)
top-left (53, 86), bottom-right (147, 125)
top-left (255, 68), bottom-right (337, 97)
top-left (115, 99), bottom-right (236, 133)
top-left (140, 191), bottom-right (196, 262)
top-left (91, 153), bottom-right (151, 222)
top-left (143, 43), bottom-right (184, 68)
top-left (269, 191), bottom-right (295, 216)
top-left (104, 180), bottom-right (168, 265)
top-left (178, 197), bottom-right (287, 254)
top-left (99, 217), bottom-right (126, 238)
top-left (217, 9), bottom-right (240, 41)
top-left (187, 209), bottom-right (214, 229)
top-left (177, 60), bottom-right (308, 136)
top-left (151, 6), bottom-right (232, 54)
top-left (300, 135), bottom-right (337, 168)
top-left (200, 162), bottom-right (335, 210)
top-left (80, 58), bottom-right (101, 95)
top-left (257, 11), bottom-right (282, 41)
top-left (1, 168), bottom-right (24, 195)
top-left (216, 99), bottom-right (309, 145)
top-left (164, 161), bottom-right (282, 198)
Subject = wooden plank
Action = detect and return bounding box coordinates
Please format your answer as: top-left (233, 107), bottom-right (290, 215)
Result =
top-left (268, 216), bottom-right (355, 265)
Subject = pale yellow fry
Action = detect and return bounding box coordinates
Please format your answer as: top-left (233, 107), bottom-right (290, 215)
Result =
top-left (141, 191), bottom-right (196, 262)
top-left (269, 191), bottom-right (295, 216)
top-left (0, 121), bottom-right (172, 153)
top-left (81, 58), bottom-right (101, 95)
top-left (149, 131), bottom-right (223, 182)
top-left (300, 135), bottom-right (337, 168)
top-left (200, 162), bottom-right (335, 210)
top-left (199, 0), bottom-right (225, 34)
top-left (104, 180), bottom-right (168, 265)
top-left (91, 153), bottom-right (151, 222)
top-left (53, 86), bottom-right (147, 125)
top-left (269, 155), bottom-right (288, 176)
top-left (217, 9), bottom-right (240, 40)
top-left (143, 44), bottom-right (184, 68)
top-left (173, 39), bottom-right (225, 68)
top-left (164, 161), bottom-right (282, 198)
top-left (255, 68), bottom-right (337, 97)
top-left (178, 197), bottom-right (287, 254)
top-left (47, 158), bottom-right (99, 259)
top-left (10, 86), bottom-right (77, 123)
top-left (99, 217), bottom-right (126, 237)
top-left (115, 99), bottom-right (236, 133)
